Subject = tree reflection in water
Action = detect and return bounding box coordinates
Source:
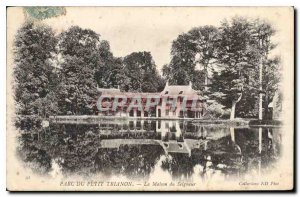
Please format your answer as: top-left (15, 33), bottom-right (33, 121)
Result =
top-left (16, 119), bottom-right (282, 181)
top-left (95, 145), bottom-right (164, 180)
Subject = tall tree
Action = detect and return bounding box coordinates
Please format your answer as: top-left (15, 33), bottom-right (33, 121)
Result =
top-left (262, 57), bottom-right (281, 119)
top-left (211, 17), bottom-right (261, 120)
top-left (252, 20), bottom-right (277, 120)
top-left (188, 26), bottom-right (219, 90)
top-left (121, 51), bottom-right (165, 92)
top-left (56, 56), bottom-right (97, 115)
top-left (163, 26), bottom-right (218, 90)
top-left (95, 40), bottom-right (123, 89)
top-left (14, 22), bottom-right (58, 117)
top-left (58, 26), bottom-right (101, 64)
top-left (56, 26), bottom-right (102, 115)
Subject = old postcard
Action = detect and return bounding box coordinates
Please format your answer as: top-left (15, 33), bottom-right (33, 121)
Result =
top-left (6, 7), bottom-right (294, 191)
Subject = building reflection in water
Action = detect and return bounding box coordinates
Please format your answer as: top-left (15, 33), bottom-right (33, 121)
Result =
top-left (17, 119), bottom-right (282, 181)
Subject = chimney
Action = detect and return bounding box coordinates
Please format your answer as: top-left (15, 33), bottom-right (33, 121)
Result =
top-left (189, 81), bottom-right (192, 87)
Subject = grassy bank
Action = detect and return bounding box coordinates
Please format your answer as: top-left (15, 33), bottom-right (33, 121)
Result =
top-left (248, 119), bottom-right (282, 127)
top-left (192, 119), bottom-right (250, 127)
top-left (48, 115), bottom-right (282, 127)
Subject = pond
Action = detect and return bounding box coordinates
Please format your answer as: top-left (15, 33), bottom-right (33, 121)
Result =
top-left (17, 119), bottom-right (282, 182)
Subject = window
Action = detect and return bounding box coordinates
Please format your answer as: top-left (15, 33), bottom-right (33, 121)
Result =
top-left (166, 122), bottom-right (169, 129)
top-left (165, 91), bottom-right (168, 94)
top-left (179, 91), bottom-right (183, 94)
top-left (144, 111), bottom-right (148, 117)
top-left (136, 121), bottom-right (141, 130)
top-left (129, 121), bottom-right (134, 130)
top-left (129, 110), bottom-right (134, 117)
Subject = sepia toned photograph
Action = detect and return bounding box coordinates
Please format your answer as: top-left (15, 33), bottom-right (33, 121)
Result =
top-left (6, 6), bottom-right (294, 191)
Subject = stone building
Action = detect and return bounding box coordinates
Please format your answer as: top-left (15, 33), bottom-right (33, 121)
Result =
top-left (96, 81), bottom-right (206, 119)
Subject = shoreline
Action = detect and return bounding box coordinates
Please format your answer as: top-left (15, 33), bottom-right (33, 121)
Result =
top-left (47, 115), bottom-right (282, 127)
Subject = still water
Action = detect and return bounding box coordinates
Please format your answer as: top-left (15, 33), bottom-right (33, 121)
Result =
top-left (17, 120), bottom-right (281, 181)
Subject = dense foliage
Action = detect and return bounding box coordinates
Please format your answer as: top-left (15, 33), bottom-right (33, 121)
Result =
top-left (13, 17), bottom-right (281, 120)
top-left (164, 17), bottom-right (281, 120)
top-left (162, 26), bottom-right (218, 91)
top-left (14, 22), bottom-right (58, 117)
top-left (121, 51), bottom-right (165, 92)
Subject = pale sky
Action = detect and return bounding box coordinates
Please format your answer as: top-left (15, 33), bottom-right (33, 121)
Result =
top-left (8, 7), bottom-right (293, 71)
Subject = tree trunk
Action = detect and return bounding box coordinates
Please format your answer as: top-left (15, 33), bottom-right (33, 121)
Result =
top-left (204, 64), bottom-right (208, 92)
top-left (264, 93), bottom-right (269, 120)
top-left (204, 74), bottom-right (208, 92)
top-left (258, 59), bottom-right (263, 120)
top-left (230, 127), bottom-right (235, 142)
top-left (230, 93), bottom-right (242, 120)
top-left (230, 101), bottom-right (237, 120)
